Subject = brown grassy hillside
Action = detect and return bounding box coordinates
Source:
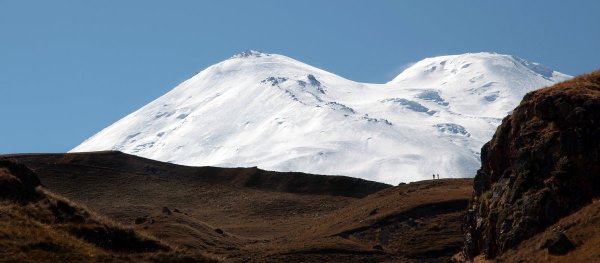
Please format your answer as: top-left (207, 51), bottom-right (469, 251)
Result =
top-left (5, 152), bottom-right (473, 262)
top-left (0, 159), bottom-right (216, 263)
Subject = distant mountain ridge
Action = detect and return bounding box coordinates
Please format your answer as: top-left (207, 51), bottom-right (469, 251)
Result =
top-left (71, 51), bottom-right (570, 184)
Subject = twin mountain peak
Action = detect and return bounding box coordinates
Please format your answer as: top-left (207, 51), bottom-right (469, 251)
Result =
top-left (71, 51), bottom-right (570, 184)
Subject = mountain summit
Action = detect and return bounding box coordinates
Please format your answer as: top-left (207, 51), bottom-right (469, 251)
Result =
top-left (71, 51), bottom-right (570, 184)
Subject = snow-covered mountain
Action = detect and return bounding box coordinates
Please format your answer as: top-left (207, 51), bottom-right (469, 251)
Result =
top-left (71, 51), bottom-right (570, 184)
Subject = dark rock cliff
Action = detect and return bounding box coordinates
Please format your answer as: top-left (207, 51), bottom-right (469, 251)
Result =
top-left (463, 70), bottom-right (600, 259)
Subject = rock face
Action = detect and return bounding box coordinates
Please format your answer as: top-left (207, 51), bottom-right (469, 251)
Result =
top-left (463, 71), bottom-right (600, 259)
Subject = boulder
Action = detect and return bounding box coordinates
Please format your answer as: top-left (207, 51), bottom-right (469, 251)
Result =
top-left (162, 206), bottom-right (172, 215)
top-left (541, 232), bottom-right (575, 255)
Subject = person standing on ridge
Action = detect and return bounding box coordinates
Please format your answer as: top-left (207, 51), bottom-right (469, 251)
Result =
top-left (433, 174), bottom-right (435, 180)
top-left (437, 174), bottom-right (440, 179)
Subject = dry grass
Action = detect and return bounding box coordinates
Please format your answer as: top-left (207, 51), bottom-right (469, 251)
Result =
top-left (530, 69), bottom-right (600, 98)
top-left (0, 191), bottom-right (218, 263)
top-left (0, 200), bottom-right (106, 263)
top-left (0, 159), bottom-right (217, 263)
top-left (3, 152), bottom-right (477, 262)
top-left (247, 179), bottom-right (472, 262)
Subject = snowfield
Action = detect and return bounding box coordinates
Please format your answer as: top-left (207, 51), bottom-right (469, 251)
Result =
top-left (72, 51), bottom-right (570, 184)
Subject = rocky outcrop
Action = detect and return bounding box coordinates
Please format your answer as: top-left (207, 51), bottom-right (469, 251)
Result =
top-left (463, 70), bottom-right (600, 259)
top-left (0, 159), bottom-right (41, 201)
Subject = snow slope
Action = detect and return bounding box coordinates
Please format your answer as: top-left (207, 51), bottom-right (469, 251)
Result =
top-left (71, 51), bottom-right (570, 184)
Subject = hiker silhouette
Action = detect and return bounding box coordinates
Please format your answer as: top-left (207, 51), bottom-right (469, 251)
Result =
top-left (432, 174), bottom-right (435, 180)
top-left (437, 174), bottom-right (440, 179)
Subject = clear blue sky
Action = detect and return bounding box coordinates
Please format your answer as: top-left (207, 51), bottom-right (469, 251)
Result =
top-left (1, 1), bottom-right (599, 153)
